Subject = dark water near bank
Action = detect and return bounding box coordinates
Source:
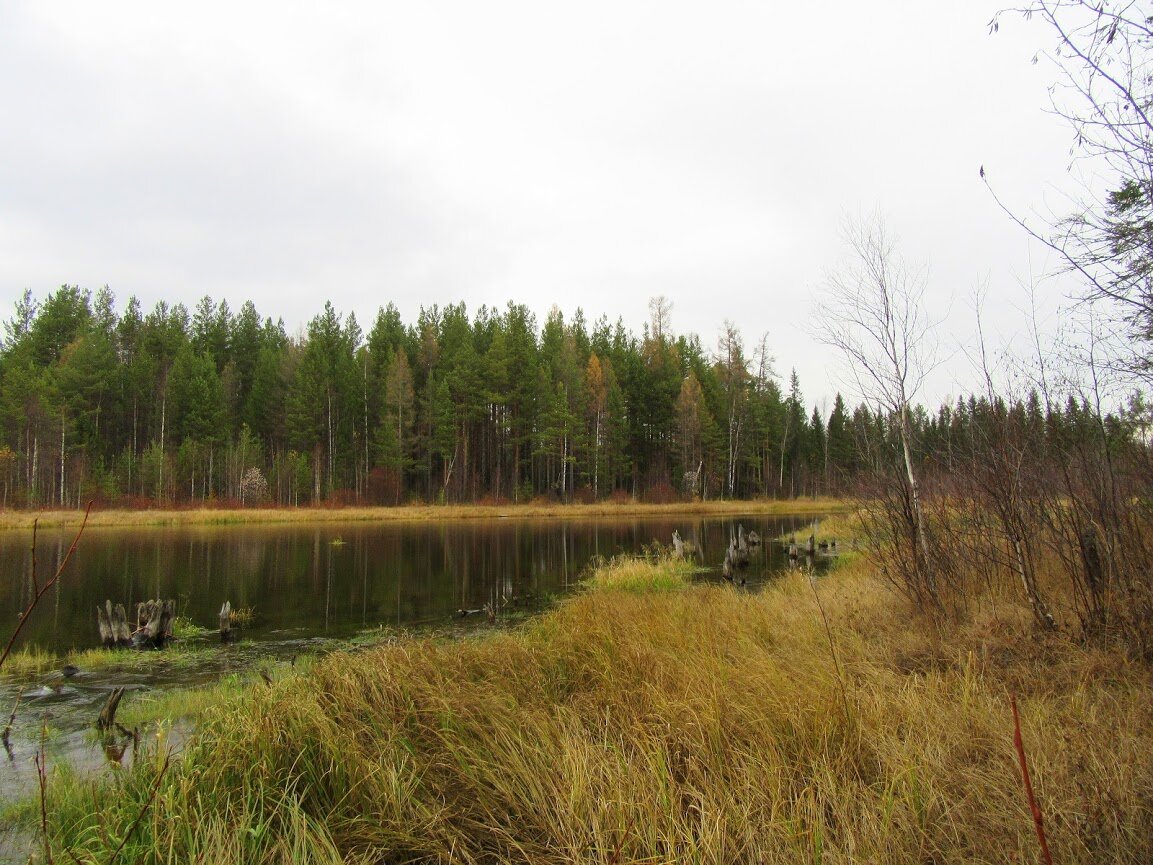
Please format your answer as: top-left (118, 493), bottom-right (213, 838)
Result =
top-left (2, 514), bottom-right (828, 655)
top-left (0, 512), bottom-right (832, 845)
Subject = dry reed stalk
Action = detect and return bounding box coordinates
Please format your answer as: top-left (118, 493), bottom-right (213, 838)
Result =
top-left (1011, 693), bottom-right (1054, 865)
top-left (808, 572), bottom-right (852, 725)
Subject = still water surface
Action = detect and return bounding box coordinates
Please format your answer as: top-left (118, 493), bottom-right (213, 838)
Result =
top-left (0, 512), bottom-right (831, 835)
top-left (3, 513), bottom-right (827, 654)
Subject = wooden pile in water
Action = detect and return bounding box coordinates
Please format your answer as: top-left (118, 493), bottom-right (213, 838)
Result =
top-left (671, 529), bottom-right (700, 560)
top-left (96, 601), bottom-right (132, 647)
top-left (136, 599), bottom-right (175, 647)
top-left (97, 599), bottom-right (175, 648)
top-left (219, 600), bottom-right (235, 642)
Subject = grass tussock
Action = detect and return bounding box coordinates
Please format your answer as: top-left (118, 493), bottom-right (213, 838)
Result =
top-left (583, 553), bottom-right (697, 593)
top-left (0, 498), bottom-right (850, 531)
top-left (37, 555), bottom-right (1153, 864)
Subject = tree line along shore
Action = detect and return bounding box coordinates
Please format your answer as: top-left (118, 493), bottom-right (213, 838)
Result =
top-left (1, 288), bottom-right (1138, 514)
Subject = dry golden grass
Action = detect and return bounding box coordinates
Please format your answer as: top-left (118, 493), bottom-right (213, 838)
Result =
top-left (38, 552), bottom-right (1153, 864)
top-left (0, 498), bottom-right (849, 531)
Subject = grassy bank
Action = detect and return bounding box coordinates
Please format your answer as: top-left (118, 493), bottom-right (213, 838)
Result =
top-left (31, 553), bottom-right (1153, 863)
top-left (0, 498), bottom-right (848, 531)
top-left (0, 617), bottom-right (218, 679)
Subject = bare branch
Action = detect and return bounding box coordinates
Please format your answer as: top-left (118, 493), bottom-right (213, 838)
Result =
top-left (0, 503), bottom-right (93, 671)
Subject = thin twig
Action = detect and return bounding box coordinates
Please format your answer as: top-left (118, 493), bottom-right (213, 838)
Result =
top-left (1011, 693), bottom-right (1054, 865)
top-left (0, 502), bottom-right (92, 670)
top-left (37, 724), bottom-right (54, 865)
top-left (2, 689), bottom-right (23, 758)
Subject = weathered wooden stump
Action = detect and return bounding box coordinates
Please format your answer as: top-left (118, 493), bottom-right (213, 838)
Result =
top-left (671, 530), bottom-right (699, 560)
top-left (131, 599), bottom-right (175, 648)
top-left (219, 600), bottom-right (234, 642)
top-left (96, 601), bottom-right (132, 647)
top-left (729, 535), bottom-right (749, 569)
top-left (96, 687), bottom-right (126, 733)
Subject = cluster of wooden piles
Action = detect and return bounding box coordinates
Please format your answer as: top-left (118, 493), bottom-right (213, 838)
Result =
top-left (96, 599), bottom-right (175, 649)
top-left (97, 599), bottom-right (239, 648)
top-left (786, 534), bottom-right (838, 559)
top-left (722, 523), bottom-right (758, 584)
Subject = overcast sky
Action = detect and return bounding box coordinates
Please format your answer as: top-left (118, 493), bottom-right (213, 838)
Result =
top-left (0, 2), bottom-right (1085, 407)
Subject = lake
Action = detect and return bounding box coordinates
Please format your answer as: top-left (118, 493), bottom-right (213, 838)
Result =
top-left (2, 513), bottom-right (828, 655)
top-left (0, 511), bottom-right (832, 835)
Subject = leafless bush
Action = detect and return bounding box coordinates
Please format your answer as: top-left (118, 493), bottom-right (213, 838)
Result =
top-left (239, 466), bottom-right (269, 505)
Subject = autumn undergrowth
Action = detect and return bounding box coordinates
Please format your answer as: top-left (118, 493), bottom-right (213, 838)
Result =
top-left (33, 552), bottom-right (1153, 863)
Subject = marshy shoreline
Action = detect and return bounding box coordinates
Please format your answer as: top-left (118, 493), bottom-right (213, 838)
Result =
top-left (10, 540), bottom-right (1152, 863)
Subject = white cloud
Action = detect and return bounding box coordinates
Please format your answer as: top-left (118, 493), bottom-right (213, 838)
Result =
top-left (0, 1), bottom-right (1084, 407)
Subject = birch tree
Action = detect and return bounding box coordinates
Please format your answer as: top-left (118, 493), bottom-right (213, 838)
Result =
top-left (815, 216), bottom-right (942, 607)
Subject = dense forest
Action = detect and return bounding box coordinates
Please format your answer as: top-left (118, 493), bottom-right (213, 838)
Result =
top-left (0, 285), bottom-right (1136, 509)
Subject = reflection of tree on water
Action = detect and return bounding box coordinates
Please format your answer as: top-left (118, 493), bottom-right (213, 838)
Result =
top-left (1, 515), bottom-right (834, 653)
top-left (325, 539), bottom-right (333, 632)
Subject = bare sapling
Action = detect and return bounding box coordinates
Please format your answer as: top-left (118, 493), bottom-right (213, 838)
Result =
top-left (814, 215), bottom-right (944, 610)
